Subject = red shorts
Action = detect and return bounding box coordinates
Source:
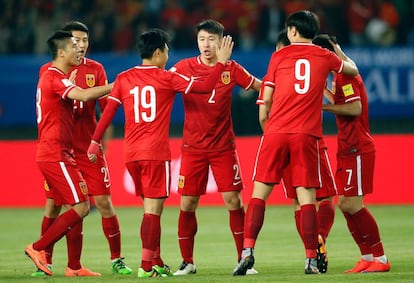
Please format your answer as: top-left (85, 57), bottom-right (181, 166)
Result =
top-left (126, 160), bottom-right (171, 198)
top-left (282, 146), bottom-right (337, 199)
top-left (336, 151), bottom-right (375, 196)
top-left (38, 161), bottom-right (89, 206)
top-left (76, 154), bottom-right (111, 196)
top-left (253, 133), bottom-right (321, 188)
top-left (43, 153), bottom-right (111, 198)
top-left (177, 150), bottom-right (244, 196)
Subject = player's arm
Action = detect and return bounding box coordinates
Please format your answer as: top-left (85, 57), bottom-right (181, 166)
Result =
top-left (262, 85), bottom-right (274, 116)
top-left (323, 88), bottom-right (334, 104)
top-left (332, 42), bottom-right (358, 77)
top-left (322, 100), bottom-right (362, 116)
top-left (87, 98), bottom-right (119, 162)
top-left (258, 104), bottom-right (268, 132)
top-left (251, 78), bottom-right (262, 92)
top-left (67, 82), bottom-right (113, 102)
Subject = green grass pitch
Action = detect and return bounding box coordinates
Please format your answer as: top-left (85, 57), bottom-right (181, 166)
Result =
top-left (1, 205), bottom-right (413, 282)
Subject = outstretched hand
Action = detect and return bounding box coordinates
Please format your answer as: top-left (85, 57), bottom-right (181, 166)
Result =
top-left (216, 35), bottom-right (234, 65)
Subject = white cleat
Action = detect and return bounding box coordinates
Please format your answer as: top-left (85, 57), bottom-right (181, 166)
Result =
top-left (173, 262), bottom-right (196, 276)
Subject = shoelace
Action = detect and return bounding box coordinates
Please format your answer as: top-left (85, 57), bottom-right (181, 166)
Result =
top-left (114, 258), bottom-right (126, 269)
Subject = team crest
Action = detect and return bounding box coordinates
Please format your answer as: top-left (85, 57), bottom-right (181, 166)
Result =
top-left (178, 175), bottom-right (185, 189)
top-left (86, 74), bottom-right (95, 87)
top-left (79, 181), bottom-right (88, 195)
top-left (44, 180), bottom-right (50, 191)
top-left (221, 71), bottom-right (231, 85)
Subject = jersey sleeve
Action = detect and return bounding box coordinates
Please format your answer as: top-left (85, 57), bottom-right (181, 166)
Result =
top-left (233, 61), bottom-right (256, 90)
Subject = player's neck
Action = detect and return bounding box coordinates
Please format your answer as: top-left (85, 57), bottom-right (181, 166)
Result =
top-left (200, 56), bottom-right (217, 67)
top-left (52, 60), bottom-right (72, 74)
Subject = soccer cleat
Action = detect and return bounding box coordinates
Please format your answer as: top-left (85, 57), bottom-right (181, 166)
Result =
top-left (362, 259), bottom-right (391, 273)
top-left (24, 244), bottom-right (52, 276)
top-left (65, 266), bottom-right (101, 277)
top-left (345, 259), bottom-right (373, 273)
top-left (316, 234), bottom-right (328, 273)
top-left (137, 267), bottom-right (160, 278)
top-left (305, 258), bottom-right (320, 274)
top-left (152, 264), bottom-right (174, 277)
top-left (112, 257), bottom-right (132, 275)
top-left (173, 262), bottom-right (196, 275)
top-left (233, 248), bottom-right (255, 276)
top-left (31, 265), bottom-right (53, 277)
top-left (246, 267), bottom-right (259, 275)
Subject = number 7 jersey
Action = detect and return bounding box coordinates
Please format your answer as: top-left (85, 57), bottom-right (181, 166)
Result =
top-left (263, 43), bottom-right (343, 138)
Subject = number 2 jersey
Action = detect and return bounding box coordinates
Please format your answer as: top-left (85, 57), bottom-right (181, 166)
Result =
top-left (171, 56), bottom-right (256, 152)
top-left (263, 43), bottom-right (343, 138)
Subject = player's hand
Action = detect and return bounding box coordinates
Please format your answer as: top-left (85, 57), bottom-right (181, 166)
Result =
top-left (69, 69), bottom-right (78, 84)
top-left (216, 35), bottom-right (234, 65)
top-left (87, 140), bottom-right (102, 163)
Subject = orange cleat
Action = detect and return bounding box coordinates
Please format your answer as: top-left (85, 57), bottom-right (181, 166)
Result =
top-left (25, 244), bottom-right (53, 276)
top-left (345, 259), bottom-right (372, 273)
top-left (65, 266), bottom-right (101, 277)
top-left (362, 259), bottom-right (390, 273)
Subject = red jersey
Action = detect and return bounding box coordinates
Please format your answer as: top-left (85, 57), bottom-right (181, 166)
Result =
top-left (171, 56), bottom-right (256, 152)
top-left (105, 65), bottom-right (223, 162)
top-left (332, 73), bottom-right (375, 155)
top-left (40, 58), bottom-right (108, 156)
top-left (36, 67), bottom-right (78, 161)
top-left (263, 43), bottom-right (343, 138)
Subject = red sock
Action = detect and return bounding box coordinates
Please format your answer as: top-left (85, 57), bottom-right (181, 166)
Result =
top-left (66, 220), bottom-right (83, 270)
top-left (343, 211), bottom-right (370, 255)
top-left (140, 213), bottom-right (160, 271)
top-left (229, 207), bottom-right (245, 260)
top-left (152, 220), bottom-right (164, 267)
top-left (41, 216), bottom-right (55, 264)
top-left (102, 215), bottom-right (121, 260)
top-left (33, 209), bottom-right (82, 251)
top-left (294, 209), bottom-right (304, 242)
top-left (300, 204), bottom-right (318, 258)
top-left (353, 207), bottom-right (384, 257)
top-left (244, 198), bottom-right (265, 248)
top-left (177, 210), bottom-right (197, 264)
top-left (317, 200), bottom-right (335, 240)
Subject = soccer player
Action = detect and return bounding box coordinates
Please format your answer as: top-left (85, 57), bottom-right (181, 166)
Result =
top-left (25, 30), bottom-right (112, 276)
top-left (256, 29), bottom-right (336, 274)
top-left (314, 34), bottom-right (391, 273)
top-left (87, 28), bottom-right (234, 277)
top-left (169, 19), bottom-right (261, 276)
top-left (32, 21), bottom-right (131, 277)
top-left (233, 10), bottom-right (358, 275)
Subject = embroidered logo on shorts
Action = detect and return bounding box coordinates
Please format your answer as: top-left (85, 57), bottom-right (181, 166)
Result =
top-left (44, 180), bottom-right (50, 191)
top-left (178, 175), bottom-right (185, 189)
top-left (221, 71), bottom-right (231, 85)
top-left (79, 181), bottom-right (88, 195)
top-left (86, 74), bottom-right (95, 87)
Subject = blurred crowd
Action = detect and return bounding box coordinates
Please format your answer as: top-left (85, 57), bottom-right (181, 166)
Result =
top-left (1, 0), bottom-right (413, 55)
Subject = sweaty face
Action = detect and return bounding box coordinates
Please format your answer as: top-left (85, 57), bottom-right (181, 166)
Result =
top-left (71, 30), bottom-right (89, 60)
top-left (197, 30), bottom-right (220, 61)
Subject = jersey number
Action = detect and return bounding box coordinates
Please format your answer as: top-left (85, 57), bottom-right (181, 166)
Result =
top-left (345, 169), bottom-right (353, 185)
top-left (294, 59), bottom-right (310, 94)
top-left (208, 89), bottom-right (216, 103)
top-left (36, 88), bottom-right (42, 123)
top-left (130, 86), bottom-right (156, 123)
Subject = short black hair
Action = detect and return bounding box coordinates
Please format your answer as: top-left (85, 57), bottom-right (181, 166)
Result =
top-left (46, 30), bottom-right (73, 59)
top-left (286, 10), bottom-right (320, 39)
top-left (312, 34), bottom-right (337, 52)
top-left (276, 29), bottom-right (290, 47)
top-left (137, 28), bottom-right (170, 59)
top-left (62, 21), bottom-right (89, 34)
top-left (195, 19), bottom-right (224, 38)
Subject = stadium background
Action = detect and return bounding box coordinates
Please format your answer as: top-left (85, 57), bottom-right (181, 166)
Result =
top-left (0, 0), bottom-right (413, 206)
